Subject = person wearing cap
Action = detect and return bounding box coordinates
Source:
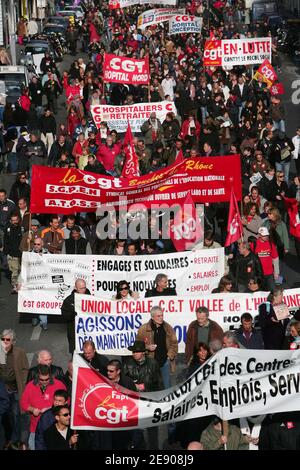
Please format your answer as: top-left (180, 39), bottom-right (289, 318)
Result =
top-left (123, 340), bottom-right (163, 449)
top-left (19, 218), bottom-right (41, 252)
top-left (252, 226), bottom-right (280, 291)
top-left (84, 153), bottom-right (107, 175)
top-left (61, 226), bottom-right (92, 254)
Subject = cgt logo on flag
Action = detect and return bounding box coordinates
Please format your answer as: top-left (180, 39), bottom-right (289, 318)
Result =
top-left (73, 368), bottom-right (139, 428)
top-left (229, 214), bottom-right (240, 235)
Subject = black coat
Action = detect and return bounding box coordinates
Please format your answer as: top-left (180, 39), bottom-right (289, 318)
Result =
top-left (44, 424), bottom-right (87, 450)
top-left (235, 328), bottom-right (264, 349)
top-left (123, 356), bottom-right (163, 392)
top-left (61, 288), bottom-right (91, 354)
top-left (145, 286), bottom-right (177, 297)
top-left (27, 364), bottom-right (65, 384)
top-left (80, 352), bottom-right (109, 377)
top-left (258, 302), bottom-right (288, 349)
top-left (228, 251), bottom-right (263, 287)
top-left (3, 224), bottom-right (23, 257)
top-left (64, 237), bottom-right (90, 254)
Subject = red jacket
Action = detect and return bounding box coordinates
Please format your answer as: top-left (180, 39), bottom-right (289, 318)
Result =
top-left (20, 94), bottom-right (31, 112)
top-left (180, 119), bottom-right (201, 139)
top-left (254, 238), bottom-right (278, 276)
top-left (96, 142), bottom-right (122, 171)
top-left (20, 378), bottom-right (66, 432)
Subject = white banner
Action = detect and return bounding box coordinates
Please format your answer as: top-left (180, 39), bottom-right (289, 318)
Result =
top-left (18, 249), bottom-right (224, 314)
top-left (204, 37), bottom-right (272, 67)
top-left (120, 0), bottom-right (176, 6)
top-left (137, 8), bottom-right (185, 29)
top-left (74, 289), bottom-right (300, 354)
top-left (72, 349), bottom-right (300, 430)
top-left (91, 101), bottom-right (177, 133)
top-left (169, 15), bottom-right (202, 35)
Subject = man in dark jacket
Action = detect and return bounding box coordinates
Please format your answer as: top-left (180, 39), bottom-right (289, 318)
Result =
top-left (24, 131), bottom-right (47, 172)
top-left (39, 109), bottom-right (57, 154)
top-left (48, 134), bottom-right (73, 167)
top-left (185, 306), bottom-right (223, 365)
top-left (3, 213), bottom-right (23, 293)
top-left (62, 226), bottom-right (92, 254)
top-left (145, 273), bottom-right (177, 297)
top-left (84, 154), bottom-right (107, 175)
top-left (27, 350), bottom-right (65, 383)
top-left (61, 279), bottom-right (91, 354)
top-left (35, 389), bottom-right (68, 450)
top-left (235, 312), bottom-right (264, 349)
top-left (228, 241), bottom-right (263, 292)
top-left (0, 189), bottom-right (16, 246)
top-left (80, 340), bottom-right (109, 377)
top-left (44, 405), bottom-right (85, 450)
top-left (123, 340), bottom-right (163, 449)
top-left (43, 73), bottom-right (60, 114)
top-left (29, 75), bottom-right (43, 118)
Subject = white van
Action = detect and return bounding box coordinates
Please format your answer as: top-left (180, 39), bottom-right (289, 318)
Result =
top-left (0, 66), bottom-right (29, 104)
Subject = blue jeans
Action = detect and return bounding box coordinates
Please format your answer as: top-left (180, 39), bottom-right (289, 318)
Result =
top-left (39, 315), bottom-right (47, 326)
top-left (160, 360), bottom-right (171, 390)
top-left (28, 432), bottom-right (35, 450)
top-left (5, 391), bottom-right (21, 442)
top-left (275, 161), bottom-right (290, 183)
top-left (200, 106), bottom-right (208, 124)
top-left (273, 120), bottom-right (285, 133)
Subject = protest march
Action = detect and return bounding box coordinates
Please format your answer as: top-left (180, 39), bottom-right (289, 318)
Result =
top-left (0, 0), bottom-right (299, 455)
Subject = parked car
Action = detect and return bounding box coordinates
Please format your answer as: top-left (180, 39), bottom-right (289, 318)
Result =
top-left (47, 16), bottom-right (70, 28)
top-left (64, 6), bottom-right (85, 19)
top-left (20, 40), bottom-right (55, 75)
top-left (0, 65), bottom-right (29, 104)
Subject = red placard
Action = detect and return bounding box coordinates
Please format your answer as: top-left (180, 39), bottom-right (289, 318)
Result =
top-left (103, 54), bottom-right (150, 85)
top-left (203, 40), bottom-right (222, 66)
top-left (30, 155), bottom-right (242, 214)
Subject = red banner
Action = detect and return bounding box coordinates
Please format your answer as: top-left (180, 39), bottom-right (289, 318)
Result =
top-left (30, 155), bottom-right (242, 214)
top-left (169, 192), bottom-right (203, 251)
top-left (103, 54), bottom-right (150, 85)
top-left (253, 59), bottom-right (277, 88)
top-left (270, 82), bottom-right (285, 96)
top-left (225, 188), bottom-right (243, 247)
top-left (121, 122), bottom-right (140, 178)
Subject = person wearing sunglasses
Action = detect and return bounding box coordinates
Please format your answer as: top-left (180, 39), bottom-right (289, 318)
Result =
top-left (44, 405), bottom-right (85, 450)
top-left (112, 280), bottom-right (139, 301)
top-left (0, 329), bottom-right (28, 449)
top-left (20, 365), bottom-right (66, 450)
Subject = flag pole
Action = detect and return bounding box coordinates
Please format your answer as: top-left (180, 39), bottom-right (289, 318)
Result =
top-left (222, 420), bottom-right (228, 451)
top-left (27, 212), bottom-right (32, 251)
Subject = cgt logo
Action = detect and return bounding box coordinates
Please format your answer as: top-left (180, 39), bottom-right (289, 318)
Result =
top-left (109, 57), bottom-right (145, 73)
top-left (203, 40), bottom-right (222, 65)
top-left (260, 65), bottom-right (276, 81)
top-left (73, 368), bottom-right (139, 428)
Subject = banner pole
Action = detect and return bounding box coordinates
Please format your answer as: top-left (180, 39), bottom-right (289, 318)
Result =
top-left (28, 212), bottom-right (32, 252)
top-left (222, 420), bottom-right (228, 451)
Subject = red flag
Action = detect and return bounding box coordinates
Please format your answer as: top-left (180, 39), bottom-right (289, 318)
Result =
top-left (169, 192), bottom-right (203, 251)
top-left (270, 82), bottom-right (285, 96)
top-left (175, 149), bottom-right (184, 164)
top-left (284, 197), bottom-right (300, 239)
top-left (121, 122), bottom-right (140, 178)
top-left (225, 188), bottom-right (243, 247)
top-left (253, 59), bottom-right (277, 88)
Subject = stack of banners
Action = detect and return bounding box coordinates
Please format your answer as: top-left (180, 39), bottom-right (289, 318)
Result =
top-left (137, 8), bottom-right (185, 29)
top-left (109, 0), bottom-right (176, 8)
top-left (103, 54), bottom-right (150, 85)
top-left (18, 248), bottom-right (225, 314)
top-left (169, 15), bottom-right (202, 35)
top-left (91, 101), bottom-right (177, 133)
top-left (71, 348), bottom-right (300, 430)
top-left (29, 155), bottom-right (242, 213)
top-left (203, 38), bottom-right (272, 67)
top-left (74, 289), bottom-right (300, 354)
top-left (253, 59), bottom-right (277, 88)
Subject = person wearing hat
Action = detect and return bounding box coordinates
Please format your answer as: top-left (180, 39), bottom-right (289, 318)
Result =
top-left (252, 226), bottom-right (280, 291)
top-left (123, 340), bottom-right (163, 449)
top-left (9, 173), bottom-right (31, 205)
top-left (19, 218), bottom-right (41, 252)
top-left (61, 226), bottom-right (92, 254)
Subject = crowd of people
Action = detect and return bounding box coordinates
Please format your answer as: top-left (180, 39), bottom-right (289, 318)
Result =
top-left (0, 0), bottom-right (300, 452)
